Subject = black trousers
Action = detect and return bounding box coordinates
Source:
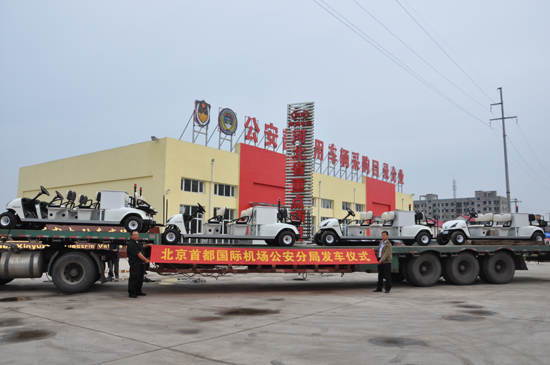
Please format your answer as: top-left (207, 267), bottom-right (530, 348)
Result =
top-left (128, 262), bottom-right (145, 295)
top-left (377, 262), bottom-right (392, 291)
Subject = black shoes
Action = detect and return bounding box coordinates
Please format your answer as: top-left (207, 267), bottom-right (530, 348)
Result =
top-left (385, 290), bottom-right (390, 294)
top-left (129, 294), bottom-right (137, 298)
top-left (137, 292), bottom-right (147, 296)
top-left (373, 289), bottom-right (382, 292)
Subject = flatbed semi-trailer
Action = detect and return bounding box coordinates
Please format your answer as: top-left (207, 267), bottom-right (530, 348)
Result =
top-left (1, 228), bottom-right (550, 293)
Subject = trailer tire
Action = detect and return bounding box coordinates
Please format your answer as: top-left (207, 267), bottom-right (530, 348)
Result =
top-left (391, 272), bottom-right (404, 283)
top-left (481, 251), bottom-right (515, 284)
top-left (531, 232), bottom-right (544, 243)
top-left (478, 256), bottom-right (490, 283)
top-left (416, 231), bottom-right (431, 246)
top-left (400, 257), bottom-right (411, 284)
top-left (277, 231), bottom-right (296, 247)
top-left (406, 253), bottom-right (441, 287)
top-left (436, 233), bottom-right (449, 246)
top-left (52, 252), bottom-right (96, 293)
top-left (321, 231), bottom-right (338, 246)
top-left (440, 257), bottom-right (451, 283)
top-left (0, 278), bottom-right (14, 285)
top-left (0, 211), bottom-right (17, 229)
top-left (124, 216), bottom-right (143, 233)
top-left (445, 252), bottom-right (479, 285)
top-left (162, 228), bottom-right (181, 244)
top-left (450, 231), bottom-right (466, 245)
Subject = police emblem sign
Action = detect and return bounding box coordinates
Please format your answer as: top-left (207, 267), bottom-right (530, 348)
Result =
top-left (218, 108), bottom-right (238, 135)
top-left (194, 100), bottom-right (211, 127)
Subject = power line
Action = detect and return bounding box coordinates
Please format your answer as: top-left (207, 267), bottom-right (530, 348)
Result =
top-left (353, 0), bottom-right (489, 112)
top-left (395, 0), bottom-right (495, 102)
top-left (401, 0), bottom-right (496, 93)
top-left (312, 0), bottom-right (491, 128)
top-left (515, 122), bottom-right (550, 179)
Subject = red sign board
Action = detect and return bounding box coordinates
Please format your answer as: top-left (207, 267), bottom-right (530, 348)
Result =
top-left (151, 246), bottom-right (378, 265)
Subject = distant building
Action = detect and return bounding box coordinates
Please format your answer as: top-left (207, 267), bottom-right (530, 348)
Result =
top-left (414, 191), bottom-right (509, 221)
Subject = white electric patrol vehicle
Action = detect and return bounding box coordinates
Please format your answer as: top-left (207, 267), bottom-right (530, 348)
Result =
top-left (437, 208), bottom-right (546, 245)
top-left (162, 204), bottom-right (300, 246)
top-left (314, 209), bottom-right (434, 246)
top-left (0, 186), bottom-right (157, 232)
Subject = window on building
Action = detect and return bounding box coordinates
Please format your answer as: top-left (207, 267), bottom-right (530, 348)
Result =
top-left (312, 199), bottom-right (316, 207)
top-left (483, 201), bottom-right (486, 204)
top-left (182, 179), bottom-right (204, 193)
top-left (451, 202), bottom-right (454, 206)
top-left (483, 208), bottom-right (486, 211)
top-left (214, 183), bottom-right (236, 197)
top-left (445, 203), bottom-right (448, 206)
top-left (355, 203), bottom-right (365, 212)
top-left (179, 205), bottom-right (203, 240)
top-left (488, 207), bottom-right (492, 211)
top-left (321, 199), bottom-right (333, 209)
top-left (342, 202), bottom-right (352, 210)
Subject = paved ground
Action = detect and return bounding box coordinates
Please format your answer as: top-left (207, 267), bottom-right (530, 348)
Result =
top-left (1, 260), bottom-right (550, 365)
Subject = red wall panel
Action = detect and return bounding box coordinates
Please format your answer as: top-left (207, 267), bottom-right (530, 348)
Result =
top-left (366, 177), bottom-right (395, 216)
top-left (238, 144), bottom-right (286, 212)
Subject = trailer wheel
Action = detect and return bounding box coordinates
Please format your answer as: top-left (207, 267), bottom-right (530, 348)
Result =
top-left (478, 256), bottom-right (490, 283)
top-left (52, 252), bottom-right (96, 293)
top-left (124, 216), bottom-right (143, 233)
top-left (406, 253), bottom-right (441, 287)
top-left (445, 252), bottom-right (479, 285)
top-left (436, 233), bottom-right (449, 246)
top-left (416, 232), bottom-right (431, 246)
top-left (391, 272), bottom-right (404, 283)
top-left (321, 231), bottom-right (338, 246)
top-left (450, 231), bottom-right (466, 245)
top-left (0, 278), bottom-right (14, 285)
top-left (0, 211), bottom-right (17, 229)
top-left (277, 231), bottom-right (296, 247)
top-left (481, 251), bottom-right (515, 284)
top-left (531, 232), bottom-right (544, 243)
top-left (440, 257), bottom-right (451, 283)
top-left (400, 257), bottom-right (411, 284)
top-left (162, 228), bottom-right (181, 244)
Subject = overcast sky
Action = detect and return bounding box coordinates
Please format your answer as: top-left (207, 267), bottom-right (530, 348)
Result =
top-left (1, 1), bottom-right (549, 218)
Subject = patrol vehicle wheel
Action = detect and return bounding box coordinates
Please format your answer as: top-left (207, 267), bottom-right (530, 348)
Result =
top-left (450, 231), bottom-right (466, 245)
top-left (162, 228), bottom-right (181, 244)
top-left (0, 211), bottom-right (17, 229)
top-left (321, 231), bottom-right (338, 246)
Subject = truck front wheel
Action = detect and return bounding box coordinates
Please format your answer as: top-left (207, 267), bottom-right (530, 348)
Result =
top-left (0, 211), bottom-right (17, 229)
top-left (321, 231), bottom-right (338, 246)
top-left (436, 233), bottom-right (449, 246)
top-left (52, 252), bottom-right (96, 293)
top-left (450, 231), bottom-right (466, 245)
top-left (277, 231), bottom-right (296, 247)
top-left (416, 232), bottom-right (431, 246)
top-left (162, 228), bottom-right (181, 244)
top-left (124, 216), bottom-right (143, 233)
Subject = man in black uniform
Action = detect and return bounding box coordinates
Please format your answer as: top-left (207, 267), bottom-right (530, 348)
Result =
top-left (127, 231), bottom-right (152, 298)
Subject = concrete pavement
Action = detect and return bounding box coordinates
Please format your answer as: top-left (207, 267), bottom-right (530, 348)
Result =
top-left (1, 260), bottom-right (550, 364)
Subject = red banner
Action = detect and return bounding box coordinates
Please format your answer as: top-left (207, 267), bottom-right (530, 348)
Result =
top-left (151, 246), bottom-right (377, 265)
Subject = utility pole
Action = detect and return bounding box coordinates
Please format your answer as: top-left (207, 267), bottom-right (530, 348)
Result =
top-left (511, 198), bottom-right (522, 213)
top-left (490, 87), bottom-right (516, 214)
